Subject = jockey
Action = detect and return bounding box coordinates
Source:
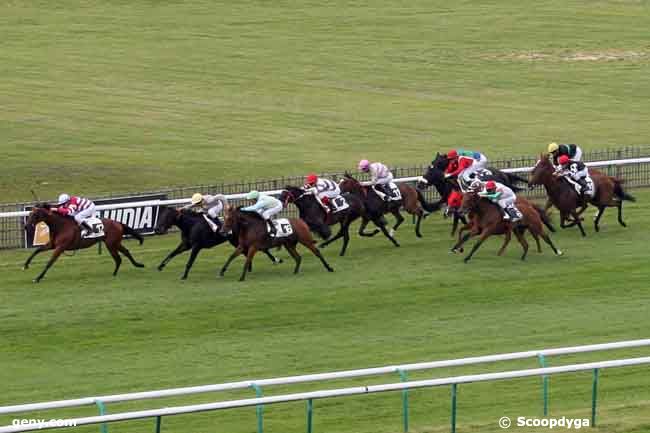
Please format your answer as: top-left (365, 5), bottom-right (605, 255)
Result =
top-left (241, 190), bottom-right (284, 236)
top-left (548, 142), bottom-right (583, 166)
top-left (554, 154), bottom-right (594, 199)
top-left (358, 159), bottom-right (394, 201)
top-left (477, 180), bottom-right (522, 222)
top-left (445, 149), bottom-right (488, 183)
top-left (53, 193), bottom-right (96, 234)
top-left (303, 173), bottom-right (340, 212)
top-left (183, 193), bottom-right (228, 231)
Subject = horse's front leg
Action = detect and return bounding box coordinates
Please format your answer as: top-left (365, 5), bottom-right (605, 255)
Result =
top-left (239, 246), bottom-right (258, 282)
top-left (220, 246), bottom-right (243, 277)
top-left (158, 241), bottom-right (190, 271)
top-left (33, 247), bottom-right (64, 283)
top-left (23, 245), bottom-right (50, 270)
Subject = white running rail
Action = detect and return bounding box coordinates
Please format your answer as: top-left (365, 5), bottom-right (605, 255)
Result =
top-left (1, 156), bottom-right (649, 219)
top-left (1, 338), bottom-right (649, 414)
top-left (1, 356), bottom-right (649, 432)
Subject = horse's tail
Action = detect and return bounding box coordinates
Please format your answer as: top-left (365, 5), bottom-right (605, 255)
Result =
top-left (532, 204), bottom-right (555, 232)
top-left (121, 223), bottom-right (144, 245)
top-left (416, 188), bottom-right (441, 213)
top-left (613, 179), bottom-right (636, 202)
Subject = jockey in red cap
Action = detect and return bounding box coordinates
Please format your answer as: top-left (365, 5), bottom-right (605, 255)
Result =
top-left (553, 155), bottom-right (594, 199)
top-left (477, 180), bottom-right (522, 222)
top-left (445, 149), bottom-right (489, 186)
top-left (304, 173), bottom-right (341, 212)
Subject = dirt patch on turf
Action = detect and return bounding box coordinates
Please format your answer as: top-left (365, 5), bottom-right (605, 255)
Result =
top-left (486, 50), bottom-right (649, 62)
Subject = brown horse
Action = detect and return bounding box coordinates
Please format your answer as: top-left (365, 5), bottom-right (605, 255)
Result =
top-left (339, 173), bottom-right (437, 240)
top-left (452, 192), bottom-right (562, 262)
top-left (219, 206), bottom-right (334, 281)
top-left (24, 204), bottom-right (145, 282)
top-left (529, 154), bottom-right (635, 235)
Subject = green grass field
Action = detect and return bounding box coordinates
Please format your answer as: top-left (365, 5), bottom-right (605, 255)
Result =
top-left (2, 1), bottom-right (650, 432)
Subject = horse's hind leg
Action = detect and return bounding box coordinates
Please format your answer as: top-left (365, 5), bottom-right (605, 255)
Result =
top-left (463, 231), bottom-right (491, 263)
top-left (374, 218), bottom-right (400, 247)
top-left (118, 244), bottom-right (145, 268)
top-left (109, 248), bottom-right (122, 277)
top-left (284, 243), bottom-right (303, 274)
top-left (299, 239), bottom-right (334, 272)
top-left (513, 228), bottom-right (529, 261)
top-left (573, 211), bottom-right (587, 237)
top-left (33, 247), bottom-right (64, 283)
top-left (358, 218), bottom-right (380, 237)
top-left (414, 212), bottom-right (423, 238)
top-left (263, 249), bottom-right (282, 265)
top-left (390, 209), bottom-right (405, 235)
top-left (617, 201), bottom-right (627, 227)
top-left (593, 206), bottom-right (606, 232)
top-left (541, 233), bottom-right (563, 256)
top-left (24, 245), bottom-right (50, 270)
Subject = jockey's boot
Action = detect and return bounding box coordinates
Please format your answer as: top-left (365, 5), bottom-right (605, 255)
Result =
top-left (81, 221), bottom-right (94, 236)
top-left (267, 219), bottom-right (277, 237)
top-left (506, 206), bottom-right (522, 222)
top-left (501, 208), bottom-right (511, 221)
top-left (374, 186), bottom-right (389, 201)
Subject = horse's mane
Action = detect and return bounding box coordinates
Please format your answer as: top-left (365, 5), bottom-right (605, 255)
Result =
top-left (284, 185), bottom-right (305, 195)
top-left (34, 202), bottom-right (52, 209)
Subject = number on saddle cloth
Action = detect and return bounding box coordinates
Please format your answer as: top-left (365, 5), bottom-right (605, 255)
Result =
top-left (270, 218), bottom-right (294, 238)
top-left (331, 195), bottom-right (350, 212)
top-left (81, 217), bottom-right (105, 239)
top-left (387, 183), bottom-right (401, 201)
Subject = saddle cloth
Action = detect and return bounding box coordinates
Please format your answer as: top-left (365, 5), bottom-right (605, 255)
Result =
top-left (387, 183), bottom-right (401, 201)
top-left (82, 217), bottom-right (105, 239)
top-left (270, 218), bottom-right (294, 237)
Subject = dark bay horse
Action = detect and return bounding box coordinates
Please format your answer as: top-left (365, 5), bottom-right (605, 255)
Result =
top-left (24, 204), bottom-right (145, 282)
top-left (154, 206), bottom-right (281, 280)
top-left (416, 153), bottom-right (526, 235)
top-left (339, 173), bottom-right (437, 241)
top-left (219, 207), bottom-right (334, 281)
top-left (528, 155), bottom-right (635, 235)
top-left (279, 186), bottom-right (365, 256)
top-left (451, 192), bottom-right (562, 262)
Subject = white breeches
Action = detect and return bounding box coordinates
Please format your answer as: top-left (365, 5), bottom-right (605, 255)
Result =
top-left (573, 147), bottom-right (583, 161)
top-left (318, 186), bottom-right (340, 200)
top-left (207, 206), bottom-right (222, 219)
top-left (260, 202), bottom-right (283, 220)
top-left (497, 195), bottom-right (516, 209)
top-left (474, 154), bottom-right (488, 170)
top-left (374, 173), bottom-right (394, 185)
top-left (73, 205), bottom-right (96, 224)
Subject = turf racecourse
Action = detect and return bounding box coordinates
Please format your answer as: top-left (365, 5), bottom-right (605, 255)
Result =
top-left (1, 1), bottom-right (650, 202)
top-left (2, 0), bottom-right (650, 432)
top-left (1, 190), bottom-right (649, 433)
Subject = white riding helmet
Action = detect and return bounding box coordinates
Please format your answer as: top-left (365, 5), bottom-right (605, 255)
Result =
top-left (57, 193), bottom-right (70, 205)
top-left (191, 193), bottom-right (204, 205)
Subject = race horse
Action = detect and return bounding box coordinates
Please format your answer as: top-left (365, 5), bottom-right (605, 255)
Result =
top-left (339, 173), bottom-right (438, 241)
top-left (219, 206), bottom-right (334, 281)
top-left (417, 152), bottom-right (527, 235)
top-left (24, 204), bottom-right (145, 282)
top-left (451, 191), bottom-right (563, 262)
top-left (154, 206), bottom-right (281, 280)
top-left (279, 186), bottom-right (365, 256)
top-left (528, 154), bottom-right (635, 236)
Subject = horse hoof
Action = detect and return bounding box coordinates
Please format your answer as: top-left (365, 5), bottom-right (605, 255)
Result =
top-left (389, 229), bottom-right (395, 237)
top-left (32, 278), bottom-right (40, 283)
top-left (136, 263), bottom-right (145, 268)
top-left (327, 267), bottom-right (334, 272)
top-left (275, 259), bottom-right (283, 265)
top-left (463, 258), bottom-right (470, 264)
top-left (556, 250), bottom-right (564, 256)
top-left (416, 233), bottom-right (423, 238)
top-left (180, 276), bottom-right (187, 280)
top-left (23, 266), bottom-right (28, 271)
top-left (157, 266), bottom-right (164, 271)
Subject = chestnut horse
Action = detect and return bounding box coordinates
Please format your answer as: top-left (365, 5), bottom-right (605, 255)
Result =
top-left (219, 207), bottom-right (333, 281)
top-left (24, 204), bottom-right (145, 282)
top-left (451, 192), bottom-right (562, 262)
top-left (529, 154), bottom-right (635, 235)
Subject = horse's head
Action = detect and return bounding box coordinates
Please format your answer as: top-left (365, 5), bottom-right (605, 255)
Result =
top-left (280, 186), bottom-right (305, 207)
top-left (418, 162), bottom-right (446, 190)
top-left (155, 206), bottom-right (180, 235)
top-left (459, 190), bottom-right (481, 215)
top-left (431, 152), bottom-right (449, 170)
top-left (26, 205), bottom-right (52, 227)
top-left (339, 172), bottom-right (365, 196)
top-left (220, 205), bottom-right (240, 234)
top-left (529, 153), bottom-right (554, 188)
